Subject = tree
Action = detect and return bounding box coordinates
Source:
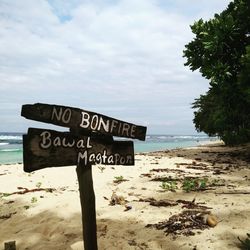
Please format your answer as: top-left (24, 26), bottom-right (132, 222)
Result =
top-left (183, 0), bottom-right (250, 145)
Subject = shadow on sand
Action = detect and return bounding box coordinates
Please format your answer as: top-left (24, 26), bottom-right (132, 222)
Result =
top-left (0, 198), bottom-right (183, 250)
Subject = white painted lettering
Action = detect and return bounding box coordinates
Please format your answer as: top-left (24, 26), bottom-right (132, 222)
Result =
top-left (96, 153), bottom-right (102, 163)
top-left (53, 137), bottom-right (61, 147)
top-left (120, 156), bottom-right (126, 165)
top-left (126, 155), bottom-right (133, 164)
top-left (130, 125), bottom-right (136, 138)
top-left (114, 153), bottom-right (120, 164)
top-left (89, 153), bottom-right (95, 163)
top-left (40, 131), bottom-right (52, 149)
top-left (98, 117), bottom-right (110, 132)
top-left (102, 150), bottom-right (107, 163)
top-left (77, 150), bottom-right (133, 166)
top-left (78, 151), bottom-right (88, 165)
top-left (90, 115), bottom-right (99, 130)
top-left (62, 108), bottom-right (71, 123)
top-left (51, 107), bottom-right (62, 121)
top-left (51, 107), bottom-right (71, 124)
top-left (76, 139), bottom-right (85, 149)
top-left (80, 112), bottom-right (90, 128)
top-left (107, 155), bottom-right (114, 164)
top-left (118, 122), bottom-right (122, 134)
top-left (87, 137), bottom-right (92, 148)
top-left (110, 120), bottom-right (118, 133)
top-left (122, 123), bottom-right (130, 137)
top-left (62, 138), bottom-right (75, 147)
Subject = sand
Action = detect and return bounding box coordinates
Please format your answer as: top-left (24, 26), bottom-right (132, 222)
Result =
top-left (0, 143), bottom-right (250, 250)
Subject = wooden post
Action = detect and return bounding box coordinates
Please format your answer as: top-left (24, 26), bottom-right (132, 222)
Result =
top-left (4, 241), bottom-right (16, 250)
top-left (21, 104), bottom-right (143, 250)
top-left (76, 163), bottom-right (98, 250)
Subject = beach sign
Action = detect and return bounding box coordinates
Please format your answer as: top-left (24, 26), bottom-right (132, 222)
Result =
top-left (21, 103), bottom-right (146, 140)
top-left (23, 128), bottom-right (134, 172)
top-left (21, 103), bottom-right (147, 250)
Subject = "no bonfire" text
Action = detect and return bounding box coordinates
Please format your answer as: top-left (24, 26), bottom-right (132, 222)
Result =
top-left (51, 106), bottom-right (137, 138)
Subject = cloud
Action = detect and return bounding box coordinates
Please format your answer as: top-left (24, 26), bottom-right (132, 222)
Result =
top-left (0, 0), bottom-right (231, 133)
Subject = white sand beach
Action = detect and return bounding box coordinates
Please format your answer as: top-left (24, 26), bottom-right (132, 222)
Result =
top-left (0, 143), bottom-right (250, 250)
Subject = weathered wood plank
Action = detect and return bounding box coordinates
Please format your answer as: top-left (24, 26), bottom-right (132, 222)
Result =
top-left (21, 103), bottom-right (147, 140)
top-left (76, 164), bottom-right (98, 250)
top-left (23, 128), bottom-right (134, 172)
top-left (4, 241), bottom-right (16, 250)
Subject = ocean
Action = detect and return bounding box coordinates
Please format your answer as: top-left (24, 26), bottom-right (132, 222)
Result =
top-left (0, 133), bottom-right (23, 164)
top-left (0, 132), bottom-right (218, 164)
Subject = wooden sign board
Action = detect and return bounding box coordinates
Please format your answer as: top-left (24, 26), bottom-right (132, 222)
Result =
top-left (23, 128), bottom-right (134, 172)
top-left (21, 103), bottom-right (147, 140)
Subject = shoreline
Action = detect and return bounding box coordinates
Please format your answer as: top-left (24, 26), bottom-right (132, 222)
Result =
top-left (0, 143), bottom-right (249, 249)
top-left (0, 139), bottom-right (222, 166)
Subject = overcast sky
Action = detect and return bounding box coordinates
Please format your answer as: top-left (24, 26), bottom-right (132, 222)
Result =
top-left (0, 0), bottom-right (231, 134)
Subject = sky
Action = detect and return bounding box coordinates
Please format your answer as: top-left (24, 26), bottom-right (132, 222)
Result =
top-left (0, 0), bottom-right (232, 134)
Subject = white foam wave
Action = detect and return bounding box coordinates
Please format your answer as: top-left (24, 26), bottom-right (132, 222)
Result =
top-left (0, 135), bottom-right (22, 140)
top-left (0, 149), bottom-right (21, 152)
top-left (157, 136), bottom-right (168, 139)
top-left (173, 135), bottom-right (209, 139)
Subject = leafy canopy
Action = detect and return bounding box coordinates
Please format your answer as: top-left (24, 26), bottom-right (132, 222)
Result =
top-left (183, 0), bottom-right (250, 145)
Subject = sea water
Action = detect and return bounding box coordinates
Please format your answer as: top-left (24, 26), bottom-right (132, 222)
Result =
top-left (0, 132), bottom-right (218, 164)
top-left (134, 134), bottom-right (217, 153)
top-left (0, 133), bottom-right (23, 164)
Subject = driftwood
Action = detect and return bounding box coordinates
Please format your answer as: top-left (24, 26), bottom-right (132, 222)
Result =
top-left (151, 177), bottom-right (180, 182)
top-left (0, 187), bottom-right (55, 197)
top-left (138, 198), bottom-right (212, 209)
top-left (140, 198), bottom-right (178, 207)
top-left (0, 212), bottom-right (17, 220)
top-left (215, 191), bottom-right (250, 194)
top-left (177, 199), bottom-right (212, 210)
top-left (150, 168), bottom-right (187, 174)
top-left (146, 210), bottom-right (210, 236)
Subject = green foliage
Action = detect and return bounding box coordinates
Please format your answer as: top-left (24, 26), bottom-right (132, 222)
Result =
top-left (0, 193), bottom-right (11, 198)
top-left (31, 197), bottom-right (38, 203)
top-left (98, 166), bottom-right (105, 173)
top-left (36, 182), bottom-right (42, 188)
top-left (182, 178), bottom-right (208, 192)
top-left (159, 181), bottom-right (177, 192)
top-left (114, 176), bottom-right (124, 181)
top-left (184, 0), bottom-right (250, 145)
top-left (113, 176), bottom-right (128, 184)
top-left (159, 178), bottom-right (211, 192)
